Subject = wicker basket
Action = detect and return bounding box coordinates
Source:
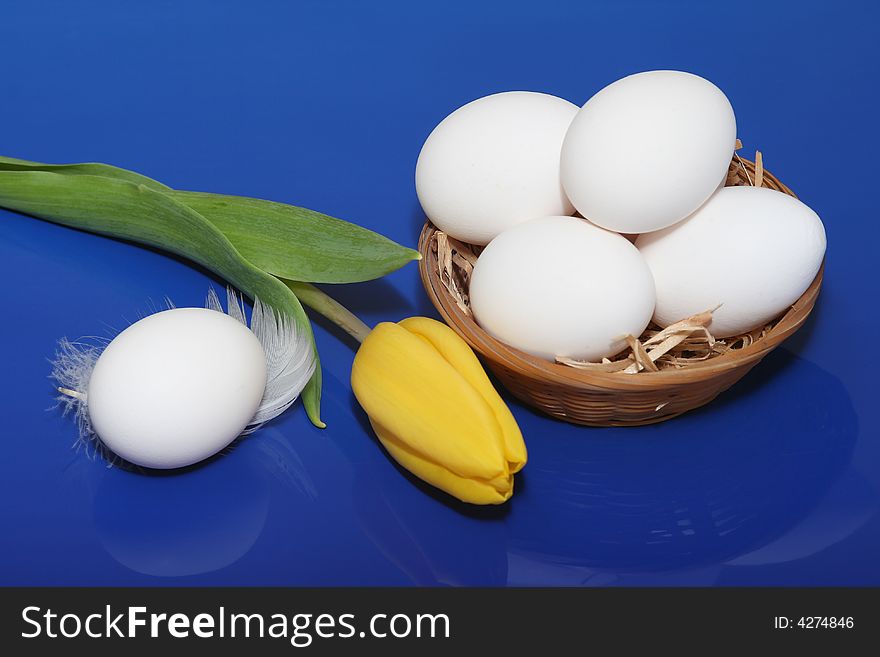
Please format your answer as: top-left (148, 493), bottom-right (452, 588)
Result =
top-left (418, 157), bottom-right (824, 426)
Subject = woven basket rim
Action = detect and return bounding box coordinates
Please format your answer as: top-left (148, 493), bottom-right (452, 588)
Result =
top-left (418, 158), bottom-right (824, 391)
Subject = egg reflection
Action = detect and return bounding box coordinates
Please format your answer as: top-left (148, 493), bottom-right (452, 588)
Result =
top-left (92, 428), bottom-right (315, 578)
top-left (506, 349), bottom-right (858, 579)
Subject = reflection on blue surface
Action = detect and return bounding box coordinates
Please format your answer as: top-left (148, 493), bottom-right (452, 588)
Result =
top-left (90, 428), bottom-right (317, 578)
top-left (82, 349), bottom-right (865, 586)
top-left (506, 350), bottom-right (864, 585)
top-left (1, 0), bottom-right (878, 586)
top-left (93, 451), bottom-right (271, 578)
top-left (354, 441), bottom-right (510, 587)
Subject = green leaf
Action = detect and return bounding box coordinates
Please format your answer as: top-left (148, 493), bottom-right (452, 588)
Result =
top-left (0, 155), bottom-right (169, 190)
top-left (302, 361), bottom-right (326, 429)
top-left (170, 190), bottom-right (420, 284)
top-left (0, 170), bottom-right (324, 427)
top-left (2, 156), bottom-right (420, 284)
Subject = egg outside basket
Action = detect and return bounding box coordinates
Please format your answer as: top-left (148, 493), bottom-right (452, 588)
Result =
top-left (418, 156), bottom-right (824, 426)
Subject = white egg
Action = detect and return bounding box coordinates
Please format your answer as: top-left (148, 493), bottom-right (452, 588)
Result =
top-left (636, 186), bottom-right (826, 337)
top-left (561, 70), bottom-right (737, 234)
top-left (470, 216), bottom-right (656, 361)
top-left (87, 308), bottom-right (268, 469)
top-left (416, 91), bottom-right (579, 245)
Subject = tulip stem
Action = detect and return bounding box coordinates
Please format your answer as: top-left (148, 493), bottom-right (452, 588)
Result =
top-left (284, 280), bottom-right (372, 343)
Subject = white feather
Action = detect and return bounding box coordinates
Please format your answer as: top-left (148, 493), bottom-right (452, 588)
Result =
top-left (206, 288), bottom-right (315, 432)
top-left (50, 338), bottom-right (101, 457)
top-left (50, 287), bottom-right (315, 460)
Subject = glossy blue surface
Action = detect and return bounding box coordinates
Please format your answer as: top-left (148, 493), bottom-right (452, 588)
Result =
top-left (1, 0), bottom-right (878, 586)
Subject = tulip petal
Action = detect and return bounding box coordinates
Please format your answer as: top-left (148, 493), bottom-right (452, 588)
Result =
top-left (371, 420), bottom-right (513, 505)
top-left (352, 322), bottom-right (507, 481)
top-left (398, 317), bottom-right (527, 473)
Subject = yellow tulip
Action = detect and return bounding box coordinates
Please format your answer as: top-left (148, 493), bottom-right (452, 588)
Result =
top-left (351, 316), bottom-right (527, 505)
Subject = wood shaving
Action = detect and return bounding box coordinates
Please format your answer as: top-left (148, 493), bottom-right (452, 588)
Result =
top-left (436, 232), bottom-right (481, 316)
top-left (732, 151), bottom-right (753, 186)
top-left (754, 150), bottom-right (764, 188)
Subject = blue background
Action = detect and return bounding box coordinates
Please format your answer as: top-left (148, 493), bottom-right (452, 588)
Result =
top-left (1, 0), bottom-right (877, 586)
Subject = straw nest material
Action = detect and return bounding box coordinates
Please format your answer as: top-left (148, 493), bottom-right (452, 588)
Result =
top-left (417, 148), bottom-right (824, 426)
